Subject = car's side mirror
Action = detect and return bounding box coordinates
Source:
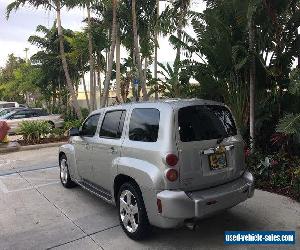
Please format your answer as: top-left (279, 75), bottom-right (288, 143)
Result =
top-left (69, 127), bottom-right (80, 137)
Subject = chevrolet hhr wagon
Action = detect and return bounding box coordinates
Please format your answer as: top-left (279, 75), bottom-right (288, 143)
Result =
top-left (59, 99), bottom-right (254, 240)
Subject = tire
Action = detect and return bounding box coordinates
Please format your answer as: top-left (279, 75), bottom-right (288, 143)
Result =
top-left (117, 182), bottom-right (151, 240)
top-left (59, 155), bottom-right (76, 188)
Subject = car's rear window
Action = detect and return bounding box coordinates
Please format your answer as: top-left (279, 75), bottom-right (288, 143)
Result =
top-left (178, 105), bottom-right (237, 142)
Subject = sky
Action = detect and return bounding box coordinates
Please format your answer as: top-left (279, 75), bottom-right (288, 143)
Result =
top-left (0, 0), bottom-right (206, 68)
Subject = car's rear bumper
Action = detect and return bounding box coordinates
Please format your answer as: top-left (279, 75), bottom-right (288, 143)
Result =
top-left (157, 171), bottom-right (254, 221)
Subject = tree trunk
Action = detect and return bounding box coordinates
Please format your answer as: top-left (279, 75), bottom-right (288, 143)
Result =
top-left (249, 17), bottom-right (256, 149)
top-left (297, 31), bottom-right (300, 70)
top-left (116, 22), bottom-right (122, 103)
top-left (132, 0), bottom-right (148, 101)
top-left (81, 57), bottom-right (90, 111)
top-left (154, 0), bottom-right (159, 100)
top-left (101, 0), bottom-right (117, 108)
top-left (56, 1), bottom-right (82, 119)
top-left (87, 5), bottom-right (95, 111)
top-left (97, 65), bottom-right (101, 106)
top-left (144, 57), bottom-right (148, 80)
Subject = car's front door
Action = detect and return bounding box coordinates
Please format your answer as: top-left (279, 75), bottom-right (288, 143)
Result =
top-left (90, 110), bottom-right (126, 194)
top-left (73, 113), bottom-right (101, 181)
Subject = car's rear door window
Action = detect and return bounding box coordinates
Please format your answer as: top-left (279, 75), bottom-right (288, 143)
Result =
top-left (129, 108), bottom-right (160, 142)
top-left (100, 110), bottom-right (126, 139)
top-left (178, 105), bottom-right (237, 142)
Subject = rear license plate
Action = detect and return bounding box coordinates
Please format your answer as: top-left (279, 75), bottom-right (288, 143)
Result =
top-left (209, 152), bottom-right (227, 170)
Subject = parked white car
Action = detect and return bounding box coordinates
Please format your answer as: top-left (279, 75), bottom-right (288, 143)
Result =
top-left (0, 108), bottom-right (64, 134)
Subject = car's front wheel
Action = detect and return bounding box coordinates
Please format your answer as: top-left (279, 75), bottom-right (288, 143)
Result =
top-left (59, 155), bottom-right (76, 188)
top-left (117, 182), bottom-right (150, 240)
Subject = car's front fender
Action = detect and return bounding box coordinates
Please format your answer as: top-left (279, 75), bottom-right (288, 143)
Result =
top-left (59, 144), bottom-right (78, 180)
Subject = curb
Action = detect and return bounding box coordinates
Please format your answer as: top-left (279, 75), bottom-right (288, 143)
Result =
top-left (0, 141), bottom-right (67, 154)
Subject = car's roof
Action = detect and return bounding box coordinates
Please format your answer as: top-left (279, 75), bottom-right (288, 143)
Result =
top-left (90, 98), bottom-right (226, 115)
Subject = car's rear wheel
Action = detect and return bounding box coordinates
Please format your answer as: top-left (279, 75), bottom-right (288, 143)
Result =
top-left (59, 155), bottom-right (76, 188)
top-left (117, 182), bottom-right (150, 240)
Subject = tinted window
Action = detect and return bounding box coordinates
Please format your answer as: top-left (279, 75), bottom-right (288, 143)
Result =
top-left (178, 105), bottom-right (237, 142)
top-left (0, 103), bottom-right (15, 108)
top-left (10, 110), bottom-right (34, 119)
top-left (33, 109), bottom-right (48, 116)
top-left (129, 108), bottom-right (160, 142)
top-left (100, 110), bottom-right (126, 139)
top-left (81, 114), bottom-right (100, 137)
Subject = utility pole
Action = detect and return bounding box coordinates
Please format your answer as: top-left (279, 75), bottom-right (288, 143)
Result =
top-left (24, 48), bottom-right (29, 63)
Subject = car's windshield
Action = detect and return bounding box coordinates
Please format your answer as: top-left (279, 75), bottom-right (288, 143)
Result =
top-left (0, 111), bottom-right (16, 119)
top-left (178, 105), bottom-right (237, 142)
top-left (0, 109), bottom-right (12, 117)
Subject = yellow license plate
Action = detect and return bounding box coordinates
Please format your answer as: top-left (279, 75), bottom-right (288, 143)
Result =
top-left (209, 152), bottom-right (227, 170)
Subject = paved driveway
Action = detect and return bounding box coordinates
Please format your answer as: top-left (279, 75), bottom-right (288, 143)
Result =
top-left (0, 148), bottom-right (299, 249)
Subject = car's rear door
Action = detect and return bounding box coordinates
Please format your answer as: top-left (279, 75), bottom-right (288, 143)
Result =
top-left (176, 105), bottom-right (246, 191)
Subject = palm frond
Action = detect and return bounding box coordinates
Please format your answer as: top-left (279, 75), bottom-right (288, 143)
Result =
top-left (276, 113), bottom-right (300, 136)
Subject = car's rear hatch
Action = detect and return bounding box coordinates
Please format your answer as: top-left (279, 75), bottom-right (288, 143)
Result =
top-left (176, 104), bottom-right (246, 191)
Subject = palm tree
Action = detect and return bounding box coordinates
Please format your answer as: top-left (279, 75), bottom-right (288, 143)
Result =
top-left (116, 22), bottom-right (122, 103)
top-left (154, 0), bottom-right (159, 100)
top-left (7, 0), bottom-right (83, 119)
top-left (132, 0), bottom-right (148, 101)
top-left (248, 9), bottom-right (256, 149)
top-left (67, 31), bottom-right (91, 110)
top-left (101, 0), bottom-right (117, 107)
top-left (87, 3), bottom-right (96, 110)
top-left (67, 0), bottom-right (97, 111)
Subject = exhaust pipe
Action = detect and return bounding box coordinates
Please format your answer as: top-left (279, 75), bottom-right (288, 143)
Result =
top-left (184, 219), bottom-right (197, 231)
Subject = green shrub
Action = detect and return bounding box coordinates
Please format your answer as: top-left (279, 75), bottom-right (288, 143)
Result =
top-left (64, 119), bottom-right (82, 132)
top-left (50, 128), bottom-right (65, 139)
top-left (17, 121), bottom-right (52, 144)
top-left (247, 150), bottom-right (300, 201)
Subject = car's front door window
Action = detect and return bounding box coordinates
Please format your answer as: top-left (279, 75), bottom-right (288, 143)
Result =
top-left (81, 114), bottom-right (101, 137)
top-left (99, 110), bottom-right (126, 139)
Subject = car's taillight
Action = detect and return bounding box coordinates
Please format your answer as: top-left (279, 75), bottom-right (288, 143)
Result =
top-left (157, 199), bottom-right (162, 214)
top-left (166, 169), bottom-right (178, 182)
top-left (166, 154), bottom-right (178, 167)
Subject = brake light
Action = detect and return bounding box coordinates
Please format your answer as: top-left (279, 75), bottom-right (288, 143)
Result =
top-left (166, 154), bottom-right (178, 167)
top-left (166, 169), bottom-right (178, 182)
top-left (157, 199), bottom-right (162, 213)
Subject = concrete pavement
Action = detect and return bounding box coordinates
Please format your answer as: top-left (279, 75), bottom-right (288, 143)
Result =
top-left (0, 147), bottom-right (58, 175)
top-left (0, 147), bottom-right (299, 249)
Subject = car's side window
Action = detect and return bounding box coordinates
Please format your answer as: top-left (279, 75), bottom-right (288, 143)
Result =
top-left (99, 110), bottom-right (126, 139)
top-left (10, 110), bottom-right (32, 119)
top-left (129, 108), bottom-right (160, 142)
top-left (81, 114), bottom-right (101, 137)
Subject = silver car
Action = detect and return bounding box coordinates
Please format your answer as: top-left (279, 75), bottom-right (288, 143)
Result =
top-left (59, 99), bottom-right (254, 240)
top-left (0, 108), bottom-right (64, 134)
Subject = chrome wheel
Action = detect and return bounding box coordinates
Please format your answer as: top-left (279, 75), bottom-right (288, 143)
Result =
top-left (60, 158), bottom-right (68, 185)
top-left (119, 190), bottom-right (139, 233)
